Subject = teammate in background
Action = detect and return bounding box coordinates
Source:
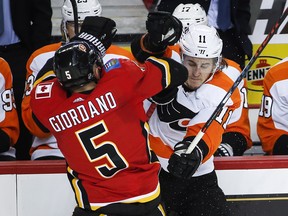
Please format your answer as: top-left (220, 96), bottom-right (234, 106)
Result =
top-left (22, 0), bottom-right (133, 160)
top-left (0, 58), bottom-right (19, 161)
top-left (132, 23), bottom-right (241, 215)
top-left (257, 57), bottom-right (288, 155)
top-left (30, 33), bottom-right (188, 215)
top-left (171, 3), bottom-right (252, 156)
top-left (172, 3), bottom-right (208, 33)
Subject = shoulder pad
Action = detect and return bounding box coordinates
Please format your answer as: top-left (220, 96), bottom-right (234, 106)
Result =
top-left (104, 59), bottom-right (121, 72)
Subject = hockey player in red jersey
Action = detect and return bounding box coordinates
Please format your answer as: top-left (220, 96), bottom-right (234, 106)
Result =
top-left (0, 58), bottom-right (19, 160)
top-left (30, 36), bottom-right (188, 215)
top-left (257, 57), bottom-right (288, 155)
top-left (132, 22), bottom-right (240, 215)
top-left (22, 0), bottom-right (134, 160)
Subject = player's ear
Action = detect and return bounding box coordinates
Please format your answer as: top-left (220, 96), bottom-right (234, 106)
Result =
top-left (93, 64), bottom-right (101, 81)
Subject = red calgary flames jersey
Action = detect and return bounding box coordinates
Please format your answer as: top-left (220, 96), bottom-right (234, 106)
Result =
top-left (30, 57), bottom-right (180, 210)
top-left (22, 42), bottom-right (135, 159)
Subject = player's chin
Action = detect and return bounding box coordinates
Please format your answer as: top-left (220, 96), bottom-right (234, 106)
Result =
top-left (185, 80), bottom-right (201, 91)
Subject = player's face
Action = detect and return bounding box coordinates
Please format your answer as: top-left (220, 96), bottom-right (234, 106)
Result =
top-left (182, 55), bottom-right (215, 90)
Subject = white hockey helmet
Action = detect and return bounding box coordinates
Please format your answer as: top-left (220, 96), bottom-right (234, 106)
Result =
top-left (62, 0), bottom-right (102, 23)
top-left (180, 25), bottom-right (223, 74)
top-left (61, 0), bottom-right (102, 41)
top-left (172, 3), bottom-right (207, 31)
top-left (180, 24), bottom-right (222, 59)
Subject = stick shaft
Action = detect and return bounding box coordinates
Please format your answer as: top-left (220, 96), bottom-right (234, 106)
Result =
top-left (70, 0), bottom-right (79, 34)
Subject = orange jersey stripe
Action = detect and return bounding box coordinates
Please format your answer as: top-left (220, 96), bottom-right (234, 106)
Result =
top-left (149, 134), bottom-right (173, 158)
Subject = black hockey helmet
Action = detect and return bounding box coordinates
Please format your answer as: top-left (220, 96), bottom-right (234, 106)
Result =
top-left (53, 41), bottom-right (103, 90)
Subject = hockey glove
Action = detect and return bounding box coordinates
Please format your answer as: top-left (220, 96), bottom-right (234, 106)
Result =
top-left (273, 134), bottom-right (288, 155)
top-left (168, 140), bottom-right (204, 179)
top-left (0, 129), bottom-right (10, 153)
top-left (71, 16), bottom-right (117, 57)
top-left (144, 11), bottom-right (182, 52)
top-left (214, 143), bottom-right (234, 157)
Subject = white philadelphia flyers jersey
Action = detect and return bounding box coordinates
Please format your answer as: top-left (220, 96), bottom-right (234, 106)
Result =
top-left (148, 70), bottom-right (241, 176)
top-left (165, 45), bottom-right (251, 148)
top-left (257, 57), bottom-right (288, 154)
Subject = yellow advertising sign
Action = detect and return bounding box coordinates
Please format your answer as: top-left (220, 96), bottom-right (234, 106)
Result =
top-left (246, 44), bottom-right (286, 107)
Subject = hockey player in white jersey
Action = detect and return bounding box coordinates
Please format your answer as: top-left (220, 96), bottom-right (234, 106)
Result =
top-left (132, 21), bottom-right (241, 215)
top-left (137, 3), bottom-right (251, 157)
top-left (150, 25), bottom-right (240, 216)
top-left (173, 3), bottom-right (252, 157)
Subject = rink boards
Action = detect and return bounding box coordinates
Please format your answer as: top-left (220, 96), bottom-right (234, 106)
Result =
top-left (1, 156), bottom-right (288, 216)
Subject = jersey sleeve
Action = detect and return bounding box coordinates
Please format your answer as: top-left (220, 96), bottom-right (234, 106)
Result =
top-left (221, 59), bottom-right (252, 154)
top-left (21, 44), bottom-right (60, 138)
top-left (0, 58), bottom-right (20, 146)
top-left (130, 34), bottom-right (181, 64)
top-left (104, 57), bottom-right (187, 102)
top-left (223, 79), bottom-right (252, 154)
top-left (164, 44), bottom-right (181, 63)
top-left (185, 72), bottom-right (241, 162)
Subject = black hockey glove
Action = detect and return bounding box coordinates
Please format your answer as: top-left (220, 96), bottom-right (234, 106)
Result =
top-left (71, 16), bottom-right (117, 57)
top-left (214, 143), bottom-right (234, 157)
top-left (168, 138), bottom-right (208, 179)
top-left (144, 11), bottom-right (182, 52)
top-left (273, 134), bottom-right (288, 155)
top-left (0, 129), bottom-right (10, 153)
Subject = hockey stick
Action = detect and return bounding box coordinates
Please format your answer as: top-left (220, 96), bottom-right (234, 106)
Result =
top-left (70, 0), bottom-right (79, 34)
top-left (186, 6), bottom-right (288, 154)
